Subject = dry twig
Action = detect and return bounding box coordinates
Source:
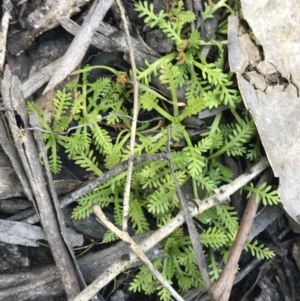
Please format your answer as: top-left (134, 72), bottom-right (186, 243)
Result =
top-left (93, 205), bottom-right (184, 301)
top-left (209, 169), bottom-right (272, 301)
top-left (115, 0), bottom-right (139, 233)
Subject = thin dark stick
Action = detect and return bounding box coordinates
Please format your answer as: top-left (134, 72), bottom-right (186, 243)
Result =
top-left (166, 126), bottom-right (211, 293)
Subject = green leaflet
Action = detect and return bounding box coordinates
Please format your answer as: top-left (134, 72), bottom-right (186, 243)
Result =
top-left (243, 183), bottom-right (281, 206)
top-left (245, 240), bottom-right (275, 259)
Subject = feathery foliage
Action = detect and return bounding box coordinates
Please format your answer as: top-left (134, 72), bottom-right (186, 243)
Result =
top-left (27, 1), bottom-right (280, 300)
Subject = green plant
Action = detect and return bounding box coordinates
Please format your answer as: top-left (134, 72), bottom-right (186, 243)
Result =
top-left (28, 1), bottom-right (280, 300)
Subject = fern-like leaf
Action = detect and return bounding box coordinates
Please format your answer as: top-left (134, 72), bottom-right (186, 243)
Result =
top-left (134, 1), bottom-right (168, 28)
top-left (246, 139), bottom-right (262, 161)
top-left (212, 160), bottom-right (234, 182)
top-left (129, 266), bottom-right (156, 294)
top-left (244, 183), bottom-right (281, 206)
top-left (179, 96), bottom-right (206, 120)
top-left (104, 144), bottom-right (123, 169)
top-left (146, 188), bottom-right (175, 214)
top-left (134, 1), bottom-right (182, 46)
top-left (160, 62), bottom-right (181, 90)
top-left (215, 205), bottom-right (239, 235)
top-left (27, 101), bottom-right (51, 130)
top-left (188, 30), bottom-right (201, 49)
top-left (183, 146), bottom-right (206, 178)
top-left (72, 149), bottom-right (103, 176)
top-left (71, 187), bottom-right (114, 220)
top-left (203, 90), bottom-right (222, 109)
top-left (209, 248), bottom-right (222, 281)
top-left (89, 123), bottom-right (113, 154)
top-left (52, 89), bottom-right (72, 120)
top-left (210, 120), bottom-right (256, 158)
top-left (64, 131), bottom-right (91, 158)
top-left (53, 116), bottom-right (70, 132)
top-left (200, 227), bottom-right (228, 248)
top-left (129, 198), bottom-right (150, 233)
top-left (102, 230), bottom-right (117, 243)
top-left (45, 135), bottom-right (62, 174)
top-left (139, 91), bottom-right (158, 111)
top-left (245, 241), bottom-right (275, 259)
top-left (49, 149), bottom-right (62, 174)
top-left (196, 176), bottom-right (217, 194)
top-left (87, 77), bottom-right (113, 106)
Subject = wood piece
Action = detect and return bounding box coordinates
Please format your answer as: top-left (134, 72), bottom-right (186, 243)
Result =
top-left (292, 238), bottom-right (300, 272)
top-left (0, 220), bottom-right (45, 247)
top-left (0, 165), bottom-right (25, 199)
top-left (198, 105), bottom-right (228, 119)
top-left (1, 67), bottom-right (80, 300)
top-left (0, 233), bottom-right (165, 301)
top-left (7, 0), bottom-right (91, 55)
top-left (233, 258), bottom-right (262, 285)
top-left (0, 0), bottom-right (12, 71)
top-left (44, 0), bottom-right (115, 93)
top-left (20, 19), bottom-right (161, 100)
top-left (0, 149), bottom-right (81, 200)
top-left (241, 258), bottom-right (280, 301)
top-left (0, 199), bottom-right (32, 214)
top-left (30, 112), bottom-right (89, 297)
top-left (0, 220), bottom-right (83, 247)
top-left (0, 165), bottom-right (81, 200)
top-left (0, 110), bottom-right (33, 203)
top-left (22, 59), bottom-right (61, 99)
top-left (248, 205), bottom-right (283, 240)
